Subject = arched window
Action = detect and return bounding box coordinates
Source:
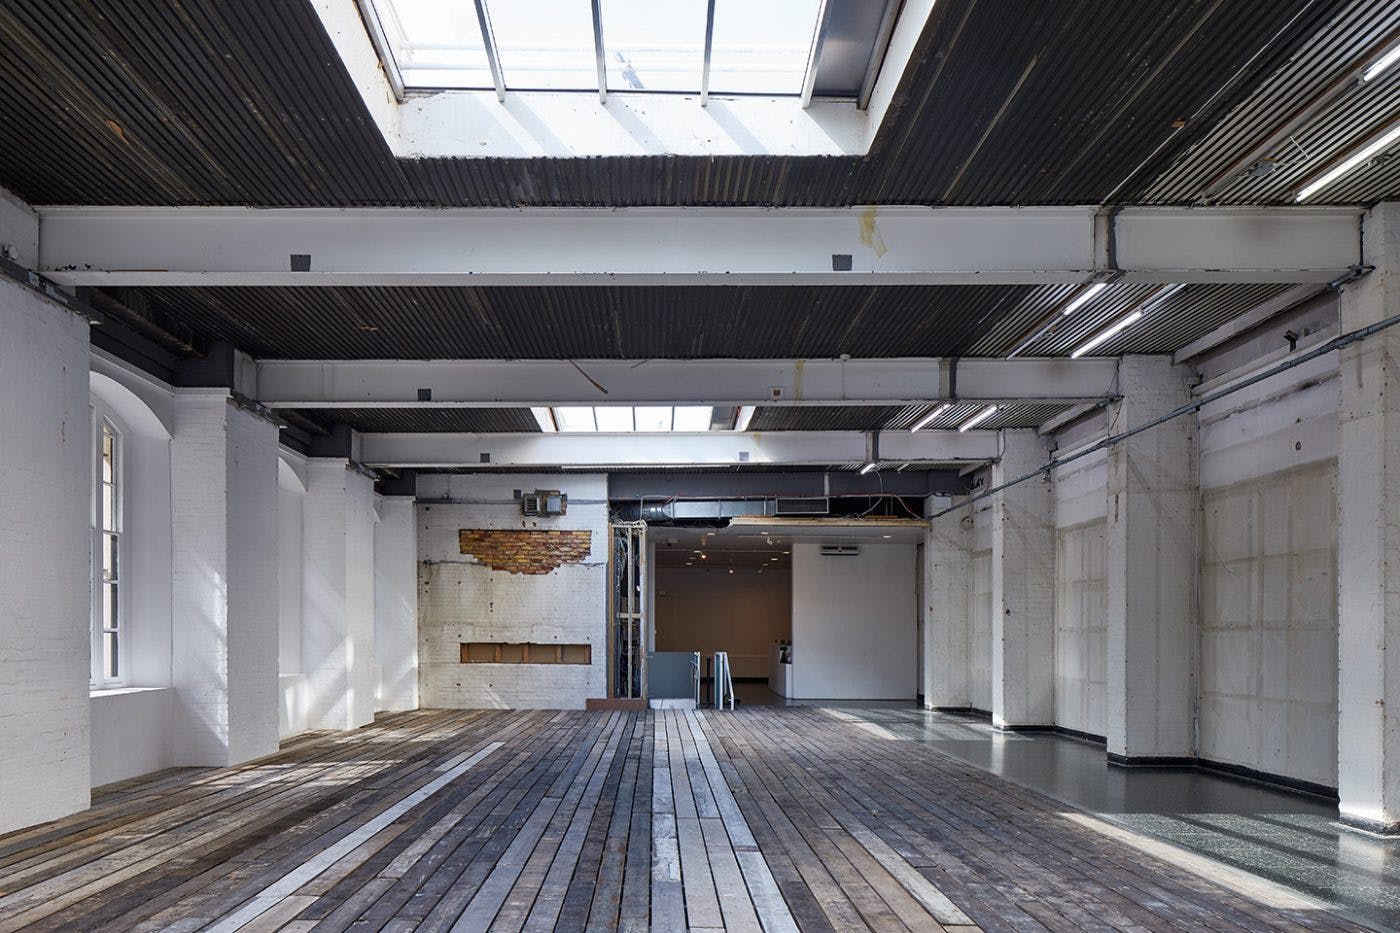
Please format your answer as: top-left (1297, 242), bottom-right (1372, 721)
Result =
top-left (91, 407), bottom-right (125, 684)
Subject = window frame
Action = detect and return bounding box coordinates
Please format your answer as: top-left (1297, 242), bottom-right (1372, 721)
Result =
top-left (90, 404), bottom-right (126, 687)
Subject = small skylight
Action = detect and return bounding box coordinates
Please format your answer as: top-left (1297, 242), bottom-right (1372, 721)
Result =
top-left (360, 0), bottom-right (897, 103)
top-left (541, 406), bottom-right (715, 432)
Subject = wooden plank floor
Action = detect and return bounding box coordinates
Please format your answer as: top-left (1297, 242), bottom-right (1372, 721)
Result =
top-left (0, 708), bottom-right (1366, 932)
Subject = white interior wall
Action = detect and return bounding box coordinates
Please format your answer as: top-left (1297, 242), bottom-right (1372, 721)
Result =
top-left (654, 565), bottom-right (791, 680)
top-left (90, 687), bottom-right (174, 787)
top-left (278, 457), bottom-right (305, 676)
top-left (790, 541), bottom-right (916, 700)
top-left (1053, 449), bottom-right (1108, 737)
top-left (1198, 372), bottom-right (1340, 788)
top-left (416, 473), bottom-right (608, 709)
top-left (0, 279), bottom-right (92, 833)
top-left (374, 496), bottom-right (419, 712)
top-left (970, 499), bottom-right (994, 712)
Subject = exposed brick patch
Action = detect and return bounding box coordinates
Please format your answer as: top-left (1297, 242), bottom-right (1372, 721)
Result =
top-left (458, 529), bottom-right (592, 574)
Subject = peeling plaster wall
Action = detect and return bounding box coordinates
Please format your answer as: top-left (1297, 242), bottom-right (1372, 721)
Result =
top-left (1053, 449), bottom-right (1108, 737)
top-left (416, 474), bottom-right (608, 709)
top-left (1198, 373), bottom-right (1339, 789)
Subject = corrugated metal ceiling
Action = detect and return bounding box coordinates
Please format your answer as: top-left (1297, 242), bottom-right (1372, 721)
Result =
top-left (0, 0), bottom-right (1393, 208)
top-left (138, 281), bottom-right (1296, 362)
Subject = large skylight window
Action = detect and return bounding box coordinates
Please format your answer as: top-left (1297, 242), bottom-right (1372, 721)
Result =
top-left (539, 406), bottom-right (716, 432)
top-left (360, 0), bottom-right (898, 104)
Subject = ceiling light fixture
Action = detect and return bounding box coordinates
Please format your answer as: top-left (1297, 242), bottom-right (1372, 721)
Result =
top-left (1296, 122), bottom-right (1400, 201)
top-left (1364, 44), bottom-right (1400, 82)
top-left (909, 403), bottom-right (951, 433)
top-left (958, 405), bottom-right (998, 432)
top-left (1071, 311), bottom-right (1144, 359)
top-left (734, 405), bottom-right (756, 432)
top-left (1060, 282), bottom-right (1108, 317)
top-left (859, 462), bottom-right (877, 475)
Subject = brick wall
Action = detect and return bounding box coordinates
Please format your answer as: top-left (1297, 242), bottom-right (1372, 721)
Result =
top-left (458, 529), bottom-right (593, 574)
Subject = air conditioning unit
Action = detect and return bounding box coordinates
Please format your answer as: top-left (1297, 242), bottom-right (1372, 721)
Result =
top-left (521, 489), bottom-right (568, 516)
top-left (819, 544), bottom-right (860, 557)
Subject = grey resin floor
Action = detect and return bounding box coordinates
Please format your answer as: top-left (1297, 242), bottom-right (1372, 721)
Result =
top-left (827, 706), bottom-right (1400, 932)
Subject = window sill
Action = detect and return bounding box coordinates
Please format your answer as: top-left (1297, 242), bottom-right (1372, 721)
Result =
top-left (89, 685), bottom-right (172, 699)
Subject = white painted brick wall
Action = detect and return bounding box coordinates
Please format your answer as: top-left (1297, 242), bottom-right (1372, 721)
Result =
top-left (170, 394), bottom-right (281, 766)
top-left (417, 474), bottom-right (607, 709)
top-left (1337, 201), bottom-right (1400, 828)
top-left (1052, 450), bottom-right (1107, 737)
top-left (1105, 356), bottom-right (1197, 759)
top-left (991, 429), bottom-right (1056, 726)
top-left (923, 497), bottom-right (973, 708)
top-left (375, 496), bottom-right (419, 712)
top-left (302, 459), bottom-right (377, 730)
top-left (0, 278), bottom-right (92, 834)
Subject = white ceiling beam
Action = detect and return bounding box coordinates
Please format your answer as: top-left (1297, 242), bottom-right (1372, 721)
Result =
top-left (254, 357), bottom-right (1121, 408)
top-left (35, 205), bottom-right (1362, 288)
top-left (358, 429), bottom-right (999, 469)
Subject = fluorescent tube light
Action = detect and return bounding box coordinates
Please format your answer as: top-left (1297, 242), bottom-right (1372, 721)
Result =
top-left (859, 462), bottom-right (877, 475)
top-left (909, 403), bottom-right (951, 433)
top-left (1071, 310), bottom-right (1143, 359)
top-left (734, 404), bottom-right (756, 432)
top-left (958, 405), bottom-right (998, 431)
top-left (1364, 44), bottom-right (1400, 82)
top-left (530, 406), bottom-right (556, 432)
top-left (1295, 122), bottom-right (1400, 202)
top-left (1060, 282), bottom-right (1107, 316)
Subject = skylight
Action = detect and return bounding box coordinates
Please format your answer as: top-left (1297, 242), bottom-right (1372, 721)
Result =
top-left (361, 0), bottom-right (894, 103)
top-left (542, 406), bottom-right (715, 432)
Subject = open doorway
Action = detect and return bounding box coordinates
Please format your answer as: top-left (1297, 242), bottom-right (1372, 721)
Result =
top-left (650, 520), bottom-right (922, 705)
top-left (653, 527), bottom-right (792, 705)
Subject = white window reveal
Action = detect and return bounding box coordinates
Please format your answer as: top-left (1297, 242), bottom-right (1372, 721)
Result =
top-left (327, 0), bottom-right (935, 158)
top-left (93, 414), bottom-right (123, 684)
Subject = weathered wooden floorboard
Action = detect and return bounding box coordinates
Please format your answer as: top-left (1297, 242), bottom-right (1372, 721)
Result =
top-left (0, 706), bottom-right (1367, 933)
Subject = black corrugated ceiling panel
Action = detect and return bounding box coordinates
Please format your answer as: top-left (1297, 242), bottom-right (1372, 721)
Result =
top-left (142, 284), bottom-right (1033, 360)
top-left (1138, 0), bottom-right (1400, 204)
top-left (0, 0), bottom-right (1376, 208)
top-left (294, 408), bottom-right (539, 434)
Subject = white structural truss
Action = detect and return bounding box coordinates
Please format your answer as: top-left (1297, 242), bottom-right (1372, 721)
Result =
top-left (36, 205), bottom-right (1363, 287)
top-left (356, 429), bottom-right (999, 469)
top-left (253, 357), bottom-right (1123, 409)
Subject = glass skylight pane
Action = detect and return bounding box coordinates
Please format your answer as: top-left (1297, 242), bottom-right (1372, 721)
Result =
top-left (486, 1), bottom-right (597, 90)
top-left (594, 407), bottom-right (635, 431)
top-left (601, 0), bottom-right (707, 92)
top-left (377, 0), bottom-right (493, 89)
top-left (634, 406), bottom-right (674, 432)
top-left (673, 406), bottom-right (714, 431)
top-left (555, 406), bottom-right (597, 432)
top-left (709, 0), bottom-right (821, 95)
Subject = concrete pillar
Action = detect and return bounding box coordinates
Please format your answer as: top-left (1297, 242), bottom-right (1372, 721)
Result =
top-left (1338, 201), bottom-right (1400, 833)
top-left (170, 393), bottom-right (281, 767)
top-left (923, 496), bottom-right (973, 709)
top-left (0, 277), bottom-right (91, 833)
top-left (374, 495), bottom-right (419, 712)
top-left (991, 429), bottom-right (1055, 727)
top-left (1104, 356), bottom-right (1197, 763)
top-left (303, 459), bottom-right (377, 730)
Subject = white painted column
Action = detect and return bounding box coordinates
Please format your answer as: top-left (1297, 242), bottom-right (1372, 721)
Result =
top-left (0, 277), bottom-right (91, 833)
top-left (923, 496), bottom-right (973, 709)
top-left (170, 393), bottom-right (281, 767)
top-left (374, 495), bottom-right (419, 712)
top-left (991, 429), bottom-right (1056, 727)
top-left (303, 459), bottom-right (377, 730)
top-left (1338, 201), bottom-right (1400, 833)
top-left (1104, 356), bottom-right (1197, 763)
